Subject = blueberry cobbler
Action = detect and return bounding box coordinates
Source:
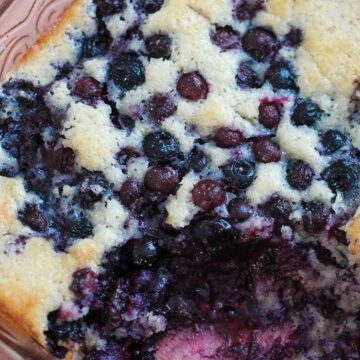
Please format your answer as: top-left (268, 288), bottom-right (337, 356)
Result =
top-left (1, 0), bottom-right (360, 359)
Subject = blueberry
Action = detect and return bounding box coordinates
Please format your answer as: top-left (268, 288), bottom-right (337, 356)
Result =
top-left (118, 179), bottom-right (143, 207)
top-left (252, 137), bottom-right (281, 163)
top-left (139, 0), bottom-right (164, 13)
top-left (144, 166), bottom-right (178, 194)
top-left (191, 215), bottom-right (234, 244)
top-left (69, 213), bottom-right (93, 239)
top-left (242, 27), bottom-right (277, 62)
top-left (46, 311), bottom-right (85, 344)
top-left (331, 227), bottom-right (348, 245)
top-left (21, 204), bottom-right (48, 232)
top-left (132, 237), bottom-right (158, 266)
top-left (284, 27), bottom-right (303, 47)
top-left (112, 115), bottom-right (136, 132)
top-left (83, 36), bottom-right (109, 58)
top-left (261, 194), bottom-right (292, 219)
top-left (303, 201), bottom-right (332, 234)
top-left (228, 198), bottom-right (254, 221)
top-left (143, 131), bottom-right (180, 161)
top-left (145, 34), bottom-right (172, 59)
top-left (265, 62), bottom-right (297, 90)
top-left (211, 26), bottom-right (241, 51)
top-left (0, 167), bottom-right (17, 178)
top-left (77, 172), bottom-right (109, 208)
top-left (236, 62), bottom-right (262, 88)
top-left (286, 160), bottom-right (314, 190)
top-left (72, 77), bottom-right (103, 100)
top-left (322, 160), bottom-right (359, 193)
top-left (82, 22), bottom-right (112, 58)
top-left (96, 0), bottom-right (126, 16)
top-left (70, 268), bottom-right (97, 305)
top-left (291, 99), bottom-right (322, 126)
top-left (258, 101), bottom-right (282, 129)
top-left (222, 160), bottom-right (256, 189)
top-left (53, 147), bottom-right (76, 172)
top-left (213, 127), bottom-right (243, 148)
top-left (191, 179), bottom-right (226, 211)
top-left (109, 55), bottom-right (145, 91)
top-left (321, 129), bottom-right (347, 154)
top-left (116, 147), bottom-right (140, 169)
top-left (177, 72), bottom-right (209, 101)
top-left (145, 93), bottom-right (176, 122)
top-left (235, 0), bottom-right (264, 21)
top-left (187, 149), bottom-right (209, 173)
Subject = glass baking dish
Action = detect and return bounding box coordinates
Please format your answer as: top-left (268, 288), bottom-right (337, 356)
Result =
top-left (0, 1), bottom-right (73, 358)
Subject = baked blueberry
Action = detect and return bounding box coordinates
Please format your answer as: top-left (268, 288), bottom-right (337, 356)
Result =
top-left (228, 198), bottom-right (254, 221)
top-left (211, 26), bottom-right (241, 51)
top-left (71, 77), bottom-right (103, 100)
top-left (143, 131), bottom-right (180, 161)
top-left (52, 147), bottom-right (76, 173)
top-left (109, 55), bottom-right (145, 91)
top-left (303, 201), bottom-right (332, 234)
top-left (132, 237), bottom-right (158, 266)
top-left (21, 204), bottom-right (48, 232)
top-left (261, 194), bottom-right (292, 220)
top-left (265, 62), bottom-right (297, 90)
top-left (118, 179), bottom-right (144, 207)
top-left (82, 21), bottom-right (112, 58)
top-left (322, 159), bottom-right (359, 193)
top-left (77, 172), bottom-right (109, 209)
top-left (187, 149), bottom-right (209, 173)
top-left (222, 160), bottom-right (256, 189)
top-left (177, 72), bottom-right (209, 101)
top-left (252, 137), bottom-right (281, 163)
top-left (235, 0), bottom-right (264, 21)
top-left (213, 127), bottom-right (243, 148)
top-left (96, 0), bottom-right (126, 16)
top-left (191, 215), bottom-right (234, 243)
top-left (291, 99), bottom-right (322, 126)
top-left (112, 115), bottom-right (136, 132)
top-left (144, 166), bottom-right (178, 194)
top-left (139, 0), bottom-right (164, 13)
top-left (284, 27), bottom-right (304, 47)
top-left (70, 268), bottom-right (97, 305)
top-left (68, 213), bottom-right (93, 239)
top-left (286, 160), bottom-right (314, 190)
top-left (242, 27), bottom-right (277, 62)
top-left (258, 101), bottom-right (282, 129)
top-left (145, 34), bottom-right (172, 59)
top-left (321, 129), bottom-right (347, 154)
top-left (192, 179), bottom-right (226, 211)
top-left (236, 62), bottom-right (262, 88)
top-left (145, 93), bottom-right (176, 122)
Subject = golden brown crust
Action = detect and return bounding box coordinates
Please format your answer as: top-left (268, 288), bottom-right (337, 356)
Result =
top-left (6, 0), bottom-right (88, 80)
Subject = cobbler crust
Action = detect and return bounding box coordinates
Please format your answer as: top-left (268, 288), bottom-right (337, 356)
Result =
top-left (1, 0), bottom-right (360, 357)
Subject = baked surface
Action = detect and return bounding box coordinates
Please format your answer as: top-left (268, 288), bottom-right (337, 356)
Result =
top-left (1, 0), bottom-right (360, 358)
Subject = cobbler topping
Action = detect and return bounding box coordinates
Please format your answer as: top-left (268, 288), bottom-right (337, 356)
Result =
top-left (1, 0), bottom-right (360, 359)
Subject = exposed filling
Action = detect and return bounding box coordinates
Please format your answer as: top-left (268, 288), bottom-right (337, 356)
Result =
top-left (1, 0), bottom-right (360, 359)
